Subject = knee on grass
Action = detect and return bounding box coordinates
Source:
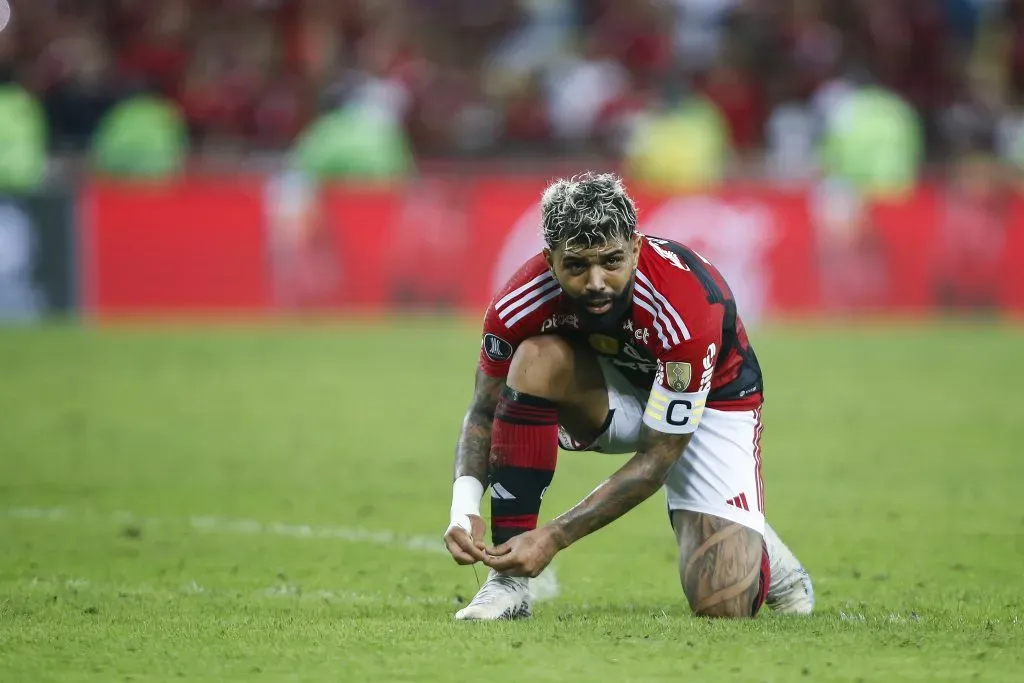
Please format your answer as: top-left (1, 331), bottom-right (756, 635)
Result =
top-left (680, 563), bottom-right (761, 619)
top-left (676, 514), bottom-right (764, 619)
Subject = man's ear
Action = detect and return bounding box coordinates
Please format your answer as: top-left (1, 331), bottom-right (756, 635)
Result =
top-left (543, 247), bottom-right (555, 273)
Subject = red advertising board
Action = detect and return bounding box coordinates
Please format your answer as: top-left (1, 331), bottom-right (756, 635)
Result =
top-left (85, 179), bottom-right (270, 313)
top-left (83, 177), bottom-right (1024, 319)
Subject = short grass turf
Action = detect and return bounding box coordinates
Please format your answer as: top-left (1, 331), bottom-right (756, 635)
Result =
top-left (0, 318), bottom-right (1021, 682)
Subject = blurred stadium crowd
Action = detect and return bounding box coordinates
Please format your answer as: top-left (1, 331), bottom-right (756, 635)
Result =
top-left (0, 0), bottom-right (1022, 188)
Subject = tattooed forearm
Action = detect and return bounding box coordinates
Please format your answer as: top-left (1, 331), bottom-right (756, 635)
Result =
top-left (453, 370), bottom-right (505, 482)
top-left (548, 425), bottom-right (690, 550)
top-left (673, 511), bottom-right (762, 618)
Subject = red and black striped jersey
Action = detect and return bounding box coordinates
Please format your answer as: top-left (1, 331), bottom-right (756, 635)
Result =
top-left (479, 235), bottom-right (763, 415)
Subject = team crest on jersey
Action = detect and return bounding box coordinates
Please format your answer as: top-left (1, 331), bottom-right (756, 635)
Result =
top-left (665, 362), bottom-right (692, 392)
top-left (482, 334), bottom-right (513, 362)
top-left (588, 334), bottom-right (620, 356)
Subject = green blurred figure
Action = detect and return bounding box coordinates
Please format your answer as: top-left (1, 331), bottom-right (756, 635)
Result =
top-left (0, 83), bottom-right (46, 191)
top-left (91, 95), bottom-right (188, 179)
top-left (624, 86), bottom-right (729, 193)
top-left (820, 85), bottom-right (923, 200)
top-left (291, 104), bottom-right (413, 183)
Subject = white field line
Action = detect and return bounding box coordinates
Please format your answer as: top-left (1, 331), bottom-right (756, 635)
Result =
top-left (5, 506), bottom-right (447, 554)
top-left (6, 506), bottom-right (562, 602)
top-left (22, 576), bottom-right (462, 606)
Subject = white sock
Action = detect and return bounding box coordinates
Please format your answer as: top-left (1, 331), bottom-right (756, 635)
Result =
top-left (763, 521), bottom-right (800, 592)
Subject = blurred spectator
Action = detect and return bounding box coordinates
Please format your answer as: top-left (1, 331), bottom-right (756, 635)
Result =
top-left (697, 56), bottom-right (764, 152)
top-left (291, 102), bottom-right (413, 182)
top-left (0, 0), bottom-right (1019, 177)
top-left (0, 81), bottom-right (46, 190)
top-left (114, 0), bottom-right (190, 98)
top-left (820, 78), bottom-right (924, 199)
top-left (672, 0), bottom-right (739, 73)
top-left (764, 74), bottom-right (818, 183)
top-left (623, 80), bottom-right (729, 192)
top-left (543, 33), bottom-right (629, 146)
top-left (92, 94), bottom-right (188, 178)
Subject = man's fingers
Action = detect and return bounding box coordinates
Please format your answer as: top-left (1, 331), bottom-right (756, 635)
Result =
top-left (484, 552), bottom-right (528, 576)
top-left (445, 535), bottom-right (478, 565)
top-left (446, 528), bottom-right (486, 563)
top-left (458, 538), bottom-right (487, 562)
top-left (483, 552), bottom-right (514, 570)
top-left (485, 542), bottom-right (512, 556)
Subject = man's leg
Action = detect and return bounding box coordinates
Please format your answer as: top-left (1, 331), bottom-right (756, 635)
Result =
top-left (487, 335), bottom-right (609, 548)
top-left (672, 510), bottom-right (769, 618)
top-left (673, 517), bottom-right (813, 619)
top-left (664, 406), bottom-right (814, 617)
top-left (456, 335), bottom-right (610, 621)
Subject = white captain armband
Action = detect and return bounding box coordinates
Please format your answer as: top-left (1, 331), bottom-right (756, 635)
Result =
top-left (642, 384), bottom-right (709, 435)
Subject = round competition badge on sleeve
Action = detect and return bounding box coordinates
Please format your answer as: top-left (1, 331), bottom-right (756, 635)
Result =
top-left (483, 334), bottom-right (513, 362)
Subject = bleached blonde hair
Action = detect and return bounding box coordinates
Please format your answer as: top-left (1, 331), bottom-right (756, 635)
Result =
top-left (540, 172), bottom-right (638, 251)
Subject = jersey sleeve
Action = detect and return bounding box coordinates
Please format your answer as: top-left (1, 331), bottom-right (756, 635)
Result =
top-left (477, 258), bottom-right (561, 377)
top-left (642, 319), bottom-right (723, 436)
top-left (478, 301), bottom-right (526, 378)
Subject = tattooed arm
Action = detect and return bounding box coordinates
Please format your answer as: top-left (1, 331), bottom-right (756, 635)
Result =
top-left (445, 369), bottom-right (505, 565)
top-left (453, 369), bottom-right (505, 482)
top-left (548, 425), bottom-right (691, 550)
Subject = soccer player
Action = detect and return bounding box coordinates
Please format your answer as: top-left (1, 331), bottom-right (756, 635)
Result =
top-left (444, 172), bottom-right (814, 620)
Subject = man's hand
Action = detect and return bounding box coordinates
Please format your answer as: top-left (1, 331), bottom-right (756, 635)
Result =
top-left (546, 425), bottom-right (691, 550)
top-left (483, 526), bottom-right (559, 578)
top-left (444, 514), bottom-right (487, 565)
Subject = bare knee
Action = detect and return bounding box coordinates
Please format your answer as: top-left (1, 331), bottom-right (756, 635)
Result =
top-left (674, 511), bottom-right (764, 619)
top-left (507, 335), bottom-right (575, 400)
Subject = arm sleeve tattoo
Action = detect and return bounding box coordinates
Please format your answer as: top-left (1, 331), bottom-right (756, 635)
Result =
top-left (548, 425), bottom-right (692, 550)
top-left (453, 369), bottom-right (505, 483)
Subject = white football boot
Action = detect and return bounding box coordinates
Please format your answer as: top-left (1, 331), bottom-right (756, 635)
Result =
top-left (455, 568), bottom-right (531, 620)
top-left (763, 522), bottom-right (815, 615)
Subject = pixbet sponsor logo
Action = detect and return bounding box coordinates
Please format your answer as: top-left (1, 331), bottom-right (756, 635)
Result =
top-left (540, 312), bottom-right (580, 332)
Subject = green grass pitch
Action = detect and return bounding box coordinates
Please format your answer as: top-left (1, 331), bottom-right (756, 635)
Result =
top-left (0, 318), bottom-right (1022, 682)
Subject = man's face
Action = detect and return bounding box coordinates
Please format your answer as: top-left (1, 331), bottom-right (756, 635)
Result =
top-left (544, 234), bottom-right (641, 324)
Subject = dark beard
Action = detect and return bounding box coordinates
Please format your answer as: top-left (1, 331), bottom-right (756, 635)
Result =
top-left (569, 278), bottom-right (635, 333)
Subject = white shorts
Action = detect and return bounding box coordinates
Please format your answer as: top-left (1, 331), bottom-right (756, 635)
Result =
top-left (558, 357), bottom-right (766, 535)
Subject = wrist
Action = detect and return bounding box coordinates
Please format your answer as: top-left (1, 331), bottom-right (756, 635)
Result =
top-left (547, 520), bottom-right (573, 551)
top-left (450, 475), bottom-right (485, 522)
